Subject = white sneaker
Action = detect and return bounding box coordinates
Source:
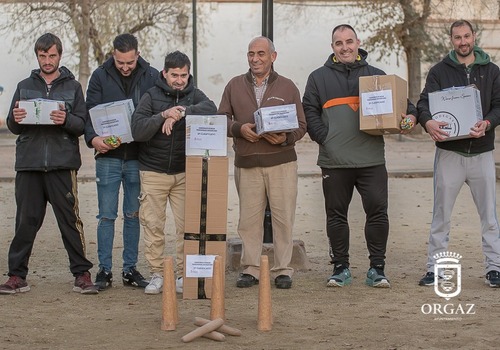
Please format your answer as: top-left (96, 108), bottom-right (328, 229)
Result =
top-left (176, 277), bottom-right (183, 294)
top-left (145, 273), bottom-right (163, 294)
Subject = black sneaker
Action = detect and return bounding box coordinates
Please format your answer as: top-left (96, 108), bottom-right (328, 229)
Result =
top-left (485, 270), bottom-right (500, 288)
top-left (366, 267), bottom-right (391, 288)
top-left (95, 269), bottom-right (113, 291)
top-left (122, 268), bottom-right (148, 288)
top-left (236, 273), bottom-right (259, 288)
top-left (419, 272), bottom-right (441, 286)
top-left (275, 275), bottom-right (292, 289)
top-left (327, 264), bottom-right (352, 287)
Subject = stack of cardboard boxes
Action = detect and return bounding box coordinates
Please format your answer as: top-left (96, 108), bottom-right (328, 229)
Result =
top-left (183, 115), bottom-right (228, 299)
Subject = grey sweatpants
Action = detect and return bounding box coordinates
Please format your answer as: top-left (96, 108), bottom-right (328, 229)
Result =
top-left (426, 148), bottom-right (500, 273)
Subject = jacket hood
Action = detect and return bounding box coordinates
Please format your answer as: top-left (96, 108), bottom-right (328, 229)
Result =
top-left (448, 46), bottom-right (490, 67)
top-left (155, 74), bottom-right (195, 98)
top-left (324, 48), bottom-right (369, 71)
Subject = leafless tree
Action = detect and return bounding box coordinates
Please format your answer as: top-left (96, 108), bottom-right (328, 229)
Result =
top-left (348, 0), bottom-right (498, 103)
top-left (0, 0), bottom-right (190, 91)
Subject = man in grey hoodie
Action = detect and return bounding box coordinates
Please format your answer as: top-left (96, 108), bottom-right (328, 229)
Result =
top-left (417, 20), bottom-right (500, 288)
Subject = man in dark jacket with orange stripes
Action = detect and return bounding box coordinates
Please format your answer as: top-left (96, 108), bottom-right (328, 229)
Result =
top-left (303, 24), bottom-right (417, 289)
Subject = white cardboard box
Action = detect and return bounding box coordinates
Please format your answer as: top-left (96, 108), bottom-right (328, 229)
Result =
top-left (186, 115), bottom-right (227, 156)
top-left (429, 85), bottom-right (483, 141)
top-left (89, 99), bottom-right (135, 143)
top-left (19, 99), bottom-right (63, 124)
top-left (254, 104), bottom-right (298, 135)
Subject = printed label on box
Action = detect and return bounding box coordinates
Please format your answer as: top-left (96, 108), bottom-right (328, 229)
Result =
top-left (432, 112), bottom-right (460, 137)
top-left (92, 113), bottom-right (131, 139)
top-left (186, 115), bottom-right (227, 156)
top-left (186, 255), bottom-right (217, 278)
top-left (361, 89), bottom-right (394, 116)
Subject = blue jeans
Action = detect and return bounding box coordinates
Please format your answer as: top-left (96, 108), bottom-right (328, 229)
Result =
top-left (95, 157), bottom-right (140, 273)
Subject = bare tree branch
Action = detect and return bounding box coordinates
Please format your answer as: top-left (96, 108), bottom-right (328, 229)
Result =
top-left (0, 0), bottom-right (189, 90)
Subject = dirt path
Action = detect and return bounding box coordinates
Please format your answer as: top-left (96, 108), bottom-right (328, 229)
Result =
top-left (0, 176), bottom-right (499, 350)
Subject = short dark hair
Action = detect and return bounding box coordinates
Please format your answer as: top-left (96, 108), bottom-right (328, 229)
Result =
top-left (113, 34), bottom-right (138, 53)
top-left (332, 24), bottom-right (357, 39)
top-left (34, 33), bottom-right (62, 55)
top-left (164, 51), bottom-right (191, 72)
top-left (450, 20), bottom-right (475, 36)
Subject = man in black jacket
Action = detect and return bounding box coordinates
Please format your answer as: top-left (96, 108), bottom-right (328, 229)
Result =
top-left (0, 33), bottom-right (97, 294)
top-left (85, 34), bottom-right (158, 291)
top-left (417, 20), bottom-right (500, 288)
top-left (131, 51), bottom-right (217, 294)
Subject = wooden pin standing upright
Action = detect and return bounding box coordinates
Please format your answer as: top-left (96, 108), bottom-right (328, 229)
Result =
top-left (210, 255), bottom-right (225, 321)
top-left (257, 255), bottom-right (272, 331)
top-left (161, 256), bottom-right (178, 331)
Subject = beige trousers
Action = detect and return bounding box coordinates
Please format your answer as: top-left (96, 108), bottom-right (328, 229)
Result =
top-left (139, 171), bottom-right (185, 275)
top-left (234, 161), bottom-right (298, 279)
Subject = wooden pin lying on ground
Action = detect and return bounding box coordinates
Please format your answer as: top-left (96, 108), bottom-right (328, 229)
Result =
top-left (181, 318), bottom-right (225, 343)
top-left (194, 317), bottom-right (242, 336)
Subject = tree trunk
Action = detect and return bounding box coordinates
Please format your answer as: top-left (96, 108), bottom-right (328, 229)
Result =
top-left (77, 0), bottom-right (91, 92)
top-left (406, 46), bottom-right (422, 105)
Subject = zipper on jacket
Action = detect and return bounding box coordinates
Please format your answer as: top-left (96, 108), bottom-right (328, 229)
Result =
top-left (134, 84), bottom-right (141, 106)
top-left (464, 65), bottom-right (471, 85)
top-left (44, 78), bottom-right (52, 170)
top-left (166, 90), bottom-right (181, 172)
top-left (465, 67), bottom-right (472, 154)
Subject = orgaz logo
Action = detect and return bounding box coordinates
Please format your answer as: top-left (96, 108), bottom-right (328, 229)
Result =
top-left (421, 252), bottom-right (476, 320)
top-left (434, 251), bottom-right (461, 300)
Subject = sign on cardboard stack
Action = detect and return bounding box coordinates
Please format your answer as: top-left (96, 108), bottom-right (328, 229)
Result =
top-left (429, 85), bottom-right (483, 141)
top-left (19, 99), bottom-right (64, 125)
top-left (89, 99), bottom-right (135, 143)
top-left (183, 114), bottom-right (228, 299)
top-left (185, 115), bottom-right (227, 156)
top-left (359, 74), bottom-right (408, 135)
